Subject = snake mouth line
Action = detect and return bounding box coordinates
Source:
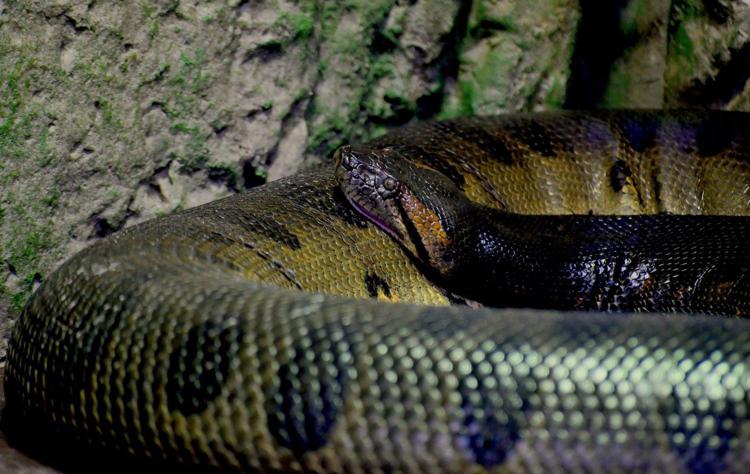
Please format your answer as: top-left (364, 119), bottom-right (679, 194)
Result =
top-left (347, 192), bottom-right (400, 240)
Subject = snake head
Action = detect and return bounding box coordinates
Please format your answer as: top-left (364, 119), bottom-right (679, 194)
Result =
top-left (335, 144), bottom-right (471, 277)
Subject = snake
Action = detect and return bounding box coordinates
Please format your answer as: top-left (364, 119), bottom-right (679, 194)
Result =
top-left (334, 137), bottom-right (750, 315)
top-left (4, 110), bottom-right (750, 472)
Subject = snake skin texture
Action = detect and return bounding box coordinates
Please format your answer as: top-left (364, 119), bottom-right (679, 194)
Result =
top-left (4, 111), bottom-right (750, 472)
top-left (335, 143), bottom-right (750, 315)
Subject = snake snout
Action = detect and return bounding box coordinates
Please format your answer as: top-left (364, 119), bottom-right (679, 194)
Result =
top-left (335, 145), bottom-right (355, 171)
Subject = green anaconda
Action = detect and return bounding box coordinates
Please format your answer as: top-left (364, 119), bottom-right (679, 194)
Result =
top-left (4, 110), bottom-right (750, 472)
top-left (335, 143), bottom-right (750, 315)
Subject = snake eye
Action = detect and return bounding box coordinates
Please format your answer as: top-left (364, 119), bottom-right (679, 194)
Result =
top-left (383, 177), bottom-right (398, 191)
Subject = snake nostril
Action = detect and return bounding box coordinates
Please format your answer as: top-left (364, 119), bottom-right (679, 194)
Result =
top-left (341, 153), bottom-right (354, 171)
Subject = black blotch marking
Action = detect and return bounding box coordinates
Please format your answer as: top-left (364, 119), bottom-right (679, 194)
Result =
top-left (166, 321), bottom-right (241, 415)
top-left (695, 115), bottom-right (734, 157)
top-left (454, 122), bottom-right (515, 165)
top-left (665, 385), bottom-right (740, 474)
top-left (397, 143), bottom-right (468, 191)
top-left (650, 164), bottom-right (662, 204)
top-left (210, 209), bottom-right (302, 250)
top-left (250, 215), bottom-right (302, 249)
top-left (620, 117), bottom-right (658, 153)
top-left (407, 310), bottom-right (527, 467)
top-left (364, 272), bottom-right (391, 298)
top-left (457, 354), bottom-right (524, 467)
top-left (512, 121), bottom-right (558, 157)
top-left (609, 160), bottom-right (632, 193)
top-left (398, 202), bottom-right (434, 266)
top-left (267, 325), bottom-right (352, 454)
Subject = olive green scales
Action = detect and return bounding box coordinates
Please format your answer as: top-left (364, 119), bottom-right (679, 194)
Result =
top-left (5, 111), bottom-right (750, 472)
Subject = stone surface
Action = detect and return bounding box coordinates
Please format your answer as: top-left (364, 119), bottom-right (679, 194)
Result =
top-left (664, 0), bottom-right (750, 109)
top-left (441, 0), bottom-right (580, 115)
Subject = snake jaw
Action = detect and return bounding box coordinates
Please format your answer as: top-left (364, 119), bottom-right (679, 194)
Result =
top-left (335, 145), bottom-right (419, 257)
top-left (335, 145), bottom-right (464, 276)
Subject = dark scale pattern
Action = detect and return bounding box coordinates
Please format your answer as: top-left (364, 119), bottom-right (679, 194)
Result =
top-left (665, 386), bottom-right (739, 474)
top-left (695, 114), bottom-right (737, 157)
top-left (456, 352), bottom-right (525, 467)
top-left (609, 160), bottom-right (633, 193)
top-left (166, 320), bottom-right (242, 415)
top-left (618, 115), bottom-right (659, 153)
top-left (266, 323), bottom-right (353, 454)
top-left (216, 207), bottom-right (302, 250)
top-left (364, 272), bottom-right (391, 298)
top-left (7, 112), bottom-right (750, 473)
top-left (286, 181), bottom-right (371, 229)
top-left (509, 119), bottom-right (560, 157)
top-left (440, 121), bottom-right (517, 165)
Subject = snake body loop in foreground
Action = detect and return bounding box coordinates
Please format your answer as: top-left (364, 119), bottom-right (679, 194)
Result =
top-left (4, 110), bottom-right (750, 472)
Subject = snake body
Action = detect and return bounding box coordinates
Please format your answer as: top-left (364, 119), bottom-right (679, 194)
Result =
top-left (335, 142), bottom-right (750, 315)
top-left (4, 110), bottom-right (750, 472)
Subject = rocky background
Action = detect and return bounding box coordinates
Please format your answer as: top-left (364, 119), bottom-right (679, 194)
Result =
top-left (1, 0), bottom-right (750, 362)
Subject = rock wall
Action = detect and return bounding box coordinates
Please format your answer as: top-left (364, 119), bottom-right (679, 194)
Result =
top-left (1, 0), bottom-right (750, 363)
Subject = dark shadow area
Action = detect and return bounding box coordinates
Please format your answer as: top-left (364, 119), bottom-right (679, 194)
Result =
top-left (414, 0), bottom-right (474, 119)
top-left (564, 0), bottom-right (634, 108)
top-left (0, 413), bottom-right (225, 474)
top-left (677, 42), bottom-right (750, 108)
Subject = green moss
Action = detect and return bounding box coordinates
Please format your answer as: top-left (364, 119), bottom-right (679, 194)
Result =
top-left (141, 2), bottom-right (158, 18)
top-left (149, 63), bottom-right (171, 83)
top-left (36, 124), bottom-right (53, 167)
top-left (469, 0), bottom-right (515, 37)
top-left (207, 163), bottom-right (239, 189)
top-left (254, 167), bottom-right (268, 180)
top-left (304, 0), bottom-right (400, 156)
top-left (307, 111), bottom-right (349, 154)
top-left (457, 78), bottom-right (478, 117)
top-left (371, 56), bottom-right (394, 79)
top-left (620, 0), bottom-right (651, 36)
top-left (97, 97), bottom-right (115, 124)
top-left (164, 49), bottom-right (210, 118)
top-left (44, 187), bottom-right (61, 207)
top-left (544, 75), bottom-right (566, 108)
top-left (671, 24), bottom-right (695, 61)
top-left (602, 69), bottom-right (632, 107)
top-left (170, 122), bottom-right (210, 171)
top-left (6, 225), bottom-right (55, 314)
top-left (148, 19), bottom-right (160, 39)
top-left (292, 88), bottom-right (310, 102)
top-left (0, 61), bottom-right (25, 153)
top-left (279, 11), bottom-right (315, 41)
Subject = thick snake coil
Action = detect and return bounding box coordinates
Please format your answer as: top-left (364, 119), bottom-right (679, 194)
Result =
top-left (4, 110), bottom-right (750, 472)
